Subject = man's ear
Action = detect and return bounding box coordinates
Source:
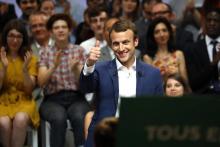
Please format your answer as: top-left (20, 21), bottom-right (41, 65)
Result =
top-left (134, 37), bottom-right (139, 47)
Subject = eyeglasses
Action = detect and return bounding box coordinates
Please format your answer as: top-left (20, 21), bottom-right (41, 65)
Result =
top-left (20, 0), bottom-right (36, 5)
top-left (152, 10), bottom-right (170, 17)
top-left (7, 33), bottom-right (23, 40)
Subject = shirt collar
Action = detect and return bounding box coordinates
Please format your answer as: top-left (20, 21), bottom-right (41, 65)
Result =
top-left (116, 57), bottom-right (136, 71)
top-left (205, 35), bottom-right (220, 46)
top-left (35, 38), bottom-right (54, 49)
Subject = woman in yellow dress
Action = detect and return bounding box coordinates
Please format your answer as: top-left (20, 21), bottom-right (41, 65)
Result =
top-left (0, 19), bottom-right (39, 147)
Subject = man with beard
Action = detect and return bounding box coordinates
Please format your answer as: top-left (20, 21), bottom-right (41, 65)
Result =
top-left (16, 0), bottom-right (39, 37)
top-left (16, 0), bottom-right (39, 21)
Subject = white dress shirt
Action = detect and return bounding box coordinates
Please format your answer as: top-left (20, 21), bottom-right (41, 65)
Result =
top-left (205, 35), bottom-right (220, 74)
top-left (83, 58), bottom-right (137, 117)
top-left (115, 59), bottom-right (136, 117)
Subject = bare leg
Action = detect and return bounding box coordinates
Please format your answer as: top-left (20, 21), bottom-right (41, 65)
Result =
top-left (84, 111), bottom-right (94, 139)
top-left (0, 116), bottom-right (12, 147)
top-left (11, 112), bottom-right (30, 147)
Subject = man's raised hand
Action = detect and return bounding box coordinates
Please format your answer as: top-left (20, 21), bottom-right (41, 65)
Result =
top-left (86, 40), bottom-right (101, 67)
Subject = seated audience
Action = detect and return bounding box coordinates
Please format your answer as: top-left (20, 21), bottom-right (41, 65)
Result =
top-left (80, 4), bottom-right (108, 55)
top-left (40, 0), bottom-right (55, 17)
top-left (0, 19), bottom-right (39, 147)
top-left (185, 8), bottom-right (220, 94)
top-left (143, 17), bottom-right (189, 82)
top-left (29, 11), bottom-right (53, 58)
top-left (16, 0), bottom-right (39, 21)
top-left (38, 13), bottom-right (90, 147)
top-left (164, 74), bottom-right (191, 97)
top-left (119, 0), bottom-right (140, 22)
top-left (151, 2), bottom-right (194, 52)
top-left (135, 0), bottom-right (161, 55)
top-left (75, 8), bottom-right (94, 44)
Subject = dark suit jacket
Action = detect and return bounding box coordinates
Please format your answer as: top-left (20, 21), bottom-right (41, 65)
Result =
top-left (185, 38), bottom-right (217, 93)
top-left (176, 27), bottom-right (194, 52)
top-left (80, 59), bottom-right (163, 147)
top-left (135, 17), bottom-right (150, 54)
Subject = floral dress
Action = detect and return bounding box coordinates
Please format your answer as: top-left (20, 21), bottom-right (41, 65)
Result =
top-left (152, 51), bottom-right (180, 79)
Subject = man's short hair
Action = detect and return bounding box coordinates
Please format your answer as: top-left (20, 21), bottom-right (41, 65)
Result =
top-left (29, 11), bottom-right (48, 18)
top-left (142, 0), bottom-right (161, 6)
top-left (16, 0), bottom-right (40, 6)
top-left (204, 7), bottom-right (220, 17)
top-left (46, 13), bottom-right (73, 31)
top-left (87, 4), bottom-right (108, 20)
top-left (109, 19), bottom-right (138, 39)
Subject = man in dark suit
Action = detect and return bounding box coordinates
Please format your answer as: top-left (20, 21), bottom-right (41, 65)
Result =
top-left (185, 8), bottom-right (220, 94)
top-left (80, 20), bottom-right (163, 147)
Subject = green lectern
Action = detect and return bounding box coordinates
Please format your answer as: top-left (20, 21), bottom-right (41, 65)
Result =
top-left (117, 96), bottom-right (220, 147)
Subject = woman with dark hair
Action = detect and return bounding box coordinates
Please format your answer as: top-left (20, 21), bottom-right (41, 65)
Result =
top-left (0, 19), bottom-right (39, 147)
top-left (143, 17), bottom-right (189, 82)
top-left (164, 74), bottom-right (191, 97)
top-left (116, 0), bottom-right (140, 22)
top-left (38, 13), bottom-right (90, 147)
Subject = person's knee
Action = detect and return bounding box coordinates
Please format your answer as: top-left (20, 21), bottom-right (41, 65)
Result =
top-left (48, 114), bottom-right (68, 129)
top-left (0, 116), bottom-right (11, 129)
top-left (13, 112), bottom-right (29, 128)
top-left (68, 102), bottom-right (90, 121)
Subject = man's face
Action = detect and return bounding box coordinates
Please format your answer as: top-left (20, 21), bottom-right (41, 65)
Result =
top-left (205, 11), bottom-right (220, 39)
top-left (19, 0), bottom-right (38, 17)
top-left (90, 12), bottom-right (108, 37)
top-left (121, 0), bottom-right (138, 14)
top-left (143, 1), bottom-right (158, 20)
top-left (29, 14), bottom-right (49, 42)
top-left (151, 3), bottom-right (172, 21)
top-left (51, 20), bottom-right (70, 42)
top-left (40, 0), bottom-right (55, 17)
top-left (110, 29), bottom-right (138, 67)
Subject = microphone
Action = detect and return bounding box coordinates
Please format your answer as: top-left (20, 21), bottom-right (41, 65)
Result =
top-left (113, 70), bottom-right (117, 77)
top-left (137, 71), bottom-right (142, 77)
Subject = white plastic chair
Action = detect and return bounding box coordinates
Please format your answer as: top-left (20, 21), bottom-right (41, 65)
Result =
top-left (27, 127), bottom-right (38, 147)
top-left (41, 120), bottom-right (73, 147)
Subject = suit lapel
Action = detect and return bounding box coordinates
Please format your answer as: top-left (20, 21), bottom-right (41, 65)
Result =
top-left (136, 60), bottom-right (143, 96)
top-left (197, 39), bottom-right (211, 64)
top-left (108, 59), bottom-right (119, 108)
